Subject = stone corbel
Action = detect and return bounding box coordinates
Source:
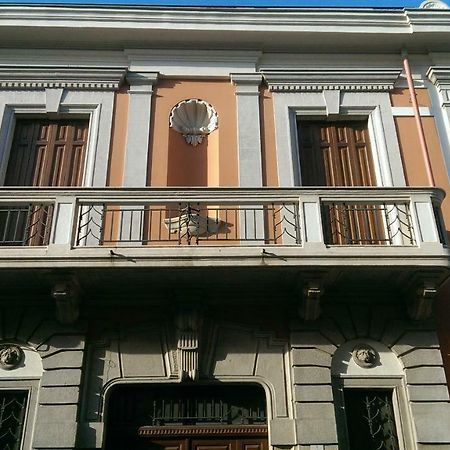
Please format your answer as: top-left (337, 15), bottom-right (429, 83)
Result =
top-left (175, 305), bottom-right (203, 381)
top-left (51, 281), bottom-right (80, 324)
top-left (408, 282), bottom-right (437, 321)
top-left (298, 281), bottom-right (323, 321)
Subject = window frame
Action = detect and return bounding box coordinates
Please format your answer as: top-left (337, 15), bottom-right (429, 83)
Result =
top-left (0, 380), bottom-right (40, 450)
top-left (0, 89), bottom-right (116, 188)
top-left (333, 377), bottom-right (414, 450)
top-left (270, 90), bottom-right (406, 188)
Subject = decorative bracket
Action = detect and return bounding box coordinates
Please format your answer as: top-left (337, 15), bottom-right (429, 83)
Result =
top-left (298, 281), bottom-right (323, 321)
top-left (408, 282), bottom-right (438, 321)
top-left (175, 305), bottom-right (203, 381)
top-left (51, 281), bottom-right (80, 324)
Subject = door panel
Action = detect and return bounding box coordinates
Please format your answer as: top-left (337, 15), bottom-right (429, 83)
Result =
top-left (298, 121), bottom-right (385, 245)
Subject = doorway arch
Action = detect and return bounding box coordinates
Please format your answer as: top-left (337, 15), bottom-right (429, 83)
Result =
top-left (104, 383), bottom-right (268, 450)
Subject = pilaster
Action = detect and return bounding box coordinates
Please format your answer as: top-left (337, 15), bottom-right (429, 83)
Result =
top-left (231, 73), bottom-right (263, 187)
top-left (123, 71), bottom-right (158, 187)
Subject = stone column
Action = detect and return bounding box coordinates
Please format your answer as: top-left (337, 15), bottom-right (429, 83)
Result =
top-left (123, 71), bottom-right (158, 187)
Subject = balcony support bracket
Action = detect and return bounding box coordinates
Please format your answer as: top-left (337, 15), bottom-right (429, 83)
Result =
top-left (51, 281), bottom-right (80, 325)
top-left (299, 281), bottom-right (323, 321)
top-left (408, 282), bottom-right (437, 321)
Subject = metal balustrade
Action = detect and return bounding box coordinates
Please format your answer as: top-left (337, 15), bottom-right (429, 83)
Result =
top-left (75, 202), bottom-right (300, 246)
top-left (0, 203), bottom-right (53, 246)
top-left (0, 188), bottom-right (445, 253)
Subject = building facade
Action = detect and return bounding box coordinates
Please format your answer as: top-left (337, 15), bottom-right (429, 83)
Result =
top-left (0, 3), bottom-right (450, 450)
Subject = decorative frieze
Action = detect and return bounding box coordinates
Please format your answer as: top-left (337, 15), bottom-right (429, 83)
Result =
top-left (0, 66), bottom-right (126, 90)
top-left (263, 69), bottom-right (401, 92)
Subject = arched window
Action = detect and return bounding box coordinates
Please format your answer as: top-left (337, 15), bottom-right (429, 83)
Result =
top-left (331, 339), bottom-right (415, 450)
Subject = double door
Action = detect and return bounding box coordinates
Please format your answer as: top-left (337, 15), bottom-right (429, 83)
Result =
top-left (143, 437), bottom-right (267, 450)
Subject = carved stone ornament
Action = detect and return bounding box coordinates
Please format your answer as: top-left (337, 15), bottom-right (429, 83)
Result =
top-left (352, 344), bottom-right (378, 368)
top-left (169, 99), bottom-right (218, 147)
top-left (0, 345), bottom-right (24, 370)
top-left (420, 0), bottom-right (449, 8)
top-left (175, 307), bottom-right (203, 381)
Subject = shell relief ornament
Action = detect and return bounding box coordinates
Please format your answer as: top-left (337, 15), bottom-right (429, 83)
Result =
top-left (169, 99), bottom-right (218, 147)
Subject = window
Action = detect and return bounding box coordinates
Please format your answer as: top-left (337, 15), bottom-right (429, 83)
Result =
top-left (5, 119), bottom-right (89, 187)
top-left (343, 388), bottom-right (400, 450)
top-left (0, 118), bottom-right (89, 246)
top-left (0, 390), bottom-right (29, 450)
top-left (297, 120), bottom-right (388, 245)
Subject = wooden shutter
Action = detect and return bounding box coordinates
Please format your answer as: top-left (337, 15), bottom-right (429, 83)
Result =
top-left (5, 119), bottom-right (89, 187)
top-left (298, 121), bottom-right (385, 245)
top-left (1, 119), bottom-right (88, 246)
top-left (298, 121), bottom-right (376, 187)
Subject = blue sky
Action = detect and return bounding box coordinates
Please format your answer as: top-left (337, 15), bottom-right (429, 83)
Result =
top-left (0, 0), bottom-right (425, 6)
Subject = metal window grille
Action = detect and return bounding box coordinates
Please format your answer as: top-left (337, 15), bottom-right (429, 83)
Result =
top-left (344, 389), bottom-right (400, 450)
top-left (0, 390), bottom-right (28, 450)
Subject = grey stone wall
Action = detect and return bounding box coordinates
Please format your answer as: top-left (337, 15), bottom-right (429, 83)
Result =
top-left (291, 301), bottom-right (450, 449)
top-left (0, 306), bottom-right (86, 450)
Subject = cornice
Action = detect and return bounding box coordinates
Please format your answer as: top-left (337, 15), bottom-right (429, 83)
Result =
top-left (262, 69), bottom-right (402, 92)
top-left (0, 6), bottom-right (410, 31)
top-left (0, 66), bottom-right (126, 90)
top-left (427, 66), bottom-right (450, 89)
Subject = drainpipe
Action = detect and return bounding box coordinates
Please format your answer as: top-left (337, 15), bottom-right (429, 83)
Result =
top-left (402, 50), bottom-right (435, 187)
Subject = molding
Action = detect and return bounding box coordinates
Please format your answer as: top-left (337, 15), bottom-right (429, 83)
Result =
top-left (126, 71), bottom-right (159, 93)
top-left (427, 66), bottom-right (450, 90)
top-left (231, 73), bottom-right (262, 95)
top-left (139, 425), bottom-right (268, 437)
top-left (263, 69), bottom-right (401, 92)
top-left (126, 50), bottom-right (261, 76)
top-left (0, 66), bottom-right (126, 90)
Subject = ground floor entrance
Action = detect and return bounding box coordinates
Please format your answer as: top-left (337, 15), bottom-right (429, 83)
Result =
top-left (104, 384), bottom-right (268, 450)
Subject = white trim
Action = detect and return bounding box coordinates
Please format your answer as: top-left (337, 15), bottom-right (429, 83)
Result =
top-left (263, 69), bottom-right (401, 92)
top-left (272, 91), bottom-right (405, 188)
top-left (391, 106), bottom-right (432, 116)
top-left (0, 89), bottom-right (115, 187)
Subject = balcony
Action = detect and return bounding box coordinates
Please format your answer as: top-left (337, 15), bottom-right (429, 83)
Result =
top-left (0, 187), bottom-right (447, 270)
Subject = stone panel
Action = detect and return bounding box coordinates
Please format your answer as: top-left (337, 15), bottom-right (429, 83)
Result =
top-left (291, 331), bottom-right (336, 355)
top-left (292, 348), bottom-right (332, 367)
top-left (41, 368), bottom-right (82, 387)
top-left (295, 403), bottom-right (338, 444)
top-left (213, 326), bottom-right (257, 376)
top-left (401, 348), bottom-right (444, 368)
top-left (121, 330), bottom-right (166, 377)
top-left (42, 350), bottom-right (84, 369)
top-left (391, 331), bottom-right (440, 356)
top-left (406, 367), bottom-right (447, 384)
top-left (408, 385), bottom-right (450, 402)
top-left (294, 385), bottom-right (333, 402)
top-left (293, 366), bottom-right (331, 384)
top-left (40, 386), bottom-right (80, 404)
top-left (411, 403), bottom-right (450, 443)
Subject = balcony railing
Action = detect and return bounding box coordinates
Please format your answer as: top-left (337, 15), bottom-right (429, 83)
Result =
top-left (0, 187), bottom-right (446, 263)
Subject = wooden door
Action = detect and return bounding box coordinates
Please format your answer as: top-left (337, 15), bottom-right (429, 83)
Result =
top-left (141, 437), bottom-right (267, 450)
top-left (1, 119), bottom-right (88, 246)
top-left (298, 121), bottom-right (385, 244)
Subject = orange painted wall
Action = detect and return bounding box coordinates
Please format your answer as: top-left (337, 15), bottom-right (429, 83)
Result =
top-left (391, 87), bottom-right (431, 107)
top-left (106, 86), bottom-right (129, 187)
top-left (149, 79), bottom-right (238, 187)
top-left (393, 88), bottom-right (450, 390)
